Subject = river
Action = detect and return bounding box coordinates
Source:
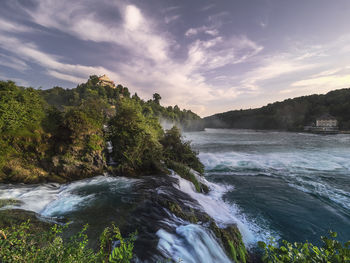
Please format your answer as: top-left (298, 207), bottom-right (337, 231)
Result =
top-left (185, 129), bottom-right (350, 246)
top-left (1, 129), bottom-right (349, 262)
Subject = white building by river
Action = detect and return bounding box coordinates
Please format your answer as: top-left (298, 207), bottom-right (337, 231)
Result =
top-left (316, 114), bottom-right (338, 128)
top-left (312, 114), bottom-right (338, 133)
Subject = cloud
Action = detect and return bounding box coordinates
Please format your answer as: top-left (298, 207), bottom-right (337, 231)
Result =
top-left (1, 1), bottom-right (264, 115)
top-left (163, 6), bottom-right (181, 13)
top-left (259, 21), bottom-right (267, 28)
top-left (165, 15), bottom-right (180, 24)
top-left (279, 73), bottom-right (350, 95)
top-left (47, 70), bottom-right (87, 84)
top-left (124, 5), bottom-right (143, 30)
top-left (185, 25), bottom-right (219, 37)
top-left (0, 34), bottom-right (119, 85)
top-left (291, 74), bottom-right (350, 91)
top-left (0, 18), bottom-right (34, 33)
top-left (23, 1), bottom-right (171, 63)
top-left (186, 36), bottom-right (263, 71)
top-left (200, 4), bottom-right (215, 12)
top-left (2, 1), bottom-right (334, 116)
top-left (0, 73), bottom-right (29, 87)
top-left (0, 54), bottom-right (29, 71)
top-left (241, 55), bottom-right (316, 92)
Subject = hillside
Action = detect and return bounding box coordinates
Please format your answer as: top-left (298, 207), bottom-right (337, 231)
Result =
top-left (0, 76), bottom-right (204, 183)
top-left (204, 88), bottom-right (350, 131)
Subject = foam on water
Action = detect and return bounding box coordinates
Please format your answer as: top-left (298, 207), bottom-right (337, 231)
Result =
top-left (171, 173), bottom-right (276, 245)
top-left (288, 177), bottom-right (350, 211)
top-left (182, 129), bottom-right (350, 245)
top-left (198, 149), bottom-right (350, 213)
top-left (199, 150), bottom-right (350, 173)
top-left (0, 176), bottom-right (136, 217)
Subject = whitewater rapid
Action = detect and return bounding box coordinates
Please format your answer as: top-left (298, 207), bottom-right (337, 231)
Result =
top-left (0, 174), bottom-right (245, 262)
top-left (2, 128), bottom-right (349, 262)
top-left (0, 176), bottom-right (136, 217)
top-left (184, 129), bottom-right (350, 246)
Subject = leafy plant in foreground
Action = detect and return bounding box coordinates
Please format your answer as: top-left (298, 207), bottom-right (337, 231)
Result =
top-left (0, 220), bottom-right (136, 263)
top-left (258, 231), bottom-right (350, 263)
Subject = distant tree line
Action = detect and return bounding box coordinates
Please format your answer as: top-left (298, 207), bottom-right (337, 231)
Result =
top-left (204, 88), bottom-right (350, 131)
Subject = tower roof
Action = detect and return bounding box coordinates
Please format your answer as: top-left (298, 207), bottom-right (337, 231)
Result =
top-left (98, 74), bottom-right (113, 82)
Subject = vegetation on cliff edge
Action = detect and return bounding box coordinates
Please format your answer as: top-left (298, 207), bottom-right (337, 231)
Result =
top-left (0, 77), bottom-right (203, 184)
top-left (0, 220), bottom-right (136, 263)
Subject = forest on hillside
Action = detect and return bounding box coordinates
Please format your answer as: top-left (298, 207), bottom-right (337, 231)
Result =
top-left (204, 88), bottom-right (350, 131)
top-left (0, 76), bottom-right (203, 184)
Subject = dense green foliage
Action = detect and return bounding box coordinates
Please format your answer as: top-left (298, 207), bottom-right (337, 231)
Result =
top-left (161, 126), bottom-right (204, 174)
top-left (40, 75), bottom-right (202, 131)
top-left (204, 88), bottom-right (350, 131)
top-left (0, 80), bottom-right (107, 183)
top-left (108, 99), bottom-right (164, 175)
top-left (107, 101), bottom-right (204, 179)
top-left (159, 126), bottom-right (207, 192)
top-left (0, 76), bottom-right (203, 183)
top-left (0, 221), bottom-right (136, 263)
top-left (258, 231), bottom-right (350, 263)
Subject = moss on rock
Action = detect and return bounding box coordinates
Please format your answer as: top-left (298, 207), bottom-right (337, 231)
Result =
top-left (0, 199), bottom-right (22, 209)
top-left (166, 160), bottom-right (209, 193)
top-left (0, 209), bottom-right (51, 231)
top-left (161, 200), bottom-right (198, 223)
top-left (210, 221), bottom-right (248, 263)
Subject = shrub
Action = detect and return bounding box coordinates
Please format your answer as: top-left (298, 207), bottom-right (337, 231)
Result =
top-left (160, 126), bottom-right (204, 174)
top-left (108, 99), bottom-right (163, 175)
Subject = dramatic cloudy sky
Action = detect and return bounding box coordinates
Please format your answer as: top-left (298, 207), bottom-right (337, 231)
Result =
top-left (1, 0), bottom-right (350, 116)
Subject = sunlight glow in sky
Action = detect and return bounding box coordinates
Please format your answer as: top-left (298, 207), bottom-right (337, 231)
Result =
top-left (1, 0), bottom-right (350, 116)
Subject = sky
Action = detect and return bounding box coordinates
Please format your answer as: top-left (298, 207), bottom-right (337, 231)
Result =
top-left (1, 0), bottom-right (350, 116)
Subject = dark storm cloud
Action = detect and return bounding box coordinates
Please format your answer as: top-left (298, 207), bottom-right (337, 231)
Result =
top-left (1, 0), bottom-right (350, 116)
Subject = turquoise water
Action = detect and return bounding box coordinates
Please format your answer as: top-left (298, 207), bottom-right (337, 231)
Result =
top-left (185, 129), bottom-right (350, 245)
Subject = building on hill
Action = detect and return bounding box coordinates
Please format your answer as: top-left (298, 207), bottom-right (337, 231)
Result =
top-left (316, 114), bottom-right (338, 128)
top-left (309, 114), bottom-right (338, 134)
top-left (98, 74), bottom-right (115, 88)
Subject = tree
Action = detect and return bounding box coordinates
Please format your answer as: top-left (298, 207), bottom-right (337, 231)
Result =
top-left (108, 99), bottom-right (163, 175)
top-left (152, 93), bottom-right (161, 104)
top-left (160, 126), bottom-right (204, 174)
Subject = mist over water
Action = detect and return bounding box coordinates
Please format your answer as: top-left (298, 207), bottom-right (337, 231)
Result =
top-left (184, 129), bottom-right (350, 245)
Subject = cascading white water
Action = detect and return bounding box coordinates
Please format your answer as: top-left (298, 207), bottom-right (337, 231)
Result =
top-left (157, 224), bottom-right (231, 263)
top-left (0, 176), bottom-right (136, 217)
top-left (170, 172), bottom-right (273, 246)
top-left (106, 141), bottom-right (113, 153)
top-left (155, 171), bottom-right (278, 263)
top-left (183, 129), bottom-right (350, 249)
top-left (106, 140), bottom-right (117, 165)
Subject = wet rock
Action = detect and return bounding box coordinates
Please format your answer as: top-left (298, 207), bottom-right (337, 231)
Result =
top-left (210, 221), bottom-right (248, 263)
